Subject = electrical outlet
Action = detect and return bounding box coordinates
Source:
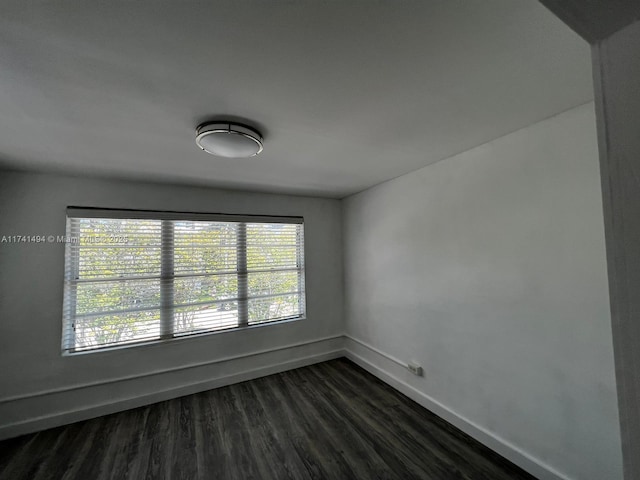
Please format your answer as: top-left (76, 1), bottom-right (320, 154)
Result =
top-left (407, 362), bottom-right (423, 376)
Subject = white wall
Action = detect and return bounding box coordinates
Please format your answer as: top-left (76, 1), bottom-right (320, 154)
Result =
top-left (0, 171), bottom-right (344, 438)
top-left (592, 20), bottom-right (640, 480)
top-left (342, 103), bottom-right (622, 480)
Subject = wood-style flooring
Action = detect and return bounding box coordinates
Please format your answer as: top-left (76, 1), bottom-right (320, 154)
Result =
top-left (0, 358), bottom-right (536, 480)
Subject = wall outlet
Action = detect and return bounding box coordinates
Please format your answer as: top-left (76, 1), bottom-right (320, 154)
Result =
top-left (407, 362), bottom-right (423, 376)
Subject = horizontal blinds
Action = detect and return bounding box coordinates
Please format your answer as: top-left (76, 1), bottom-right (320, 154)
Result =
top-left (170, 220), bottom-right (240, 335)
top-left (62, 210), bottom-right (305, 352)
top-left (246, 223), bottom-right (305, 325)
top-left (62, 218), bottom-right (164, 351)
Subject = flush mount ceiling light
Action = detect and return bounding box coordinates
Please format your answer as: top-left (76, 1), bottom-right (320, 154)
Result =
top-left (195, 122), bottom-right (263, 158)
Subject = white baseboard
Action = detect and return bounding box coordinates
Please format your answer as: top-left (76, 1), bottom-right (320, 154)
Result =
top-left (0, 337), bottom-right (344, 440)
top-left (343, 337), bottom-right (571, 480)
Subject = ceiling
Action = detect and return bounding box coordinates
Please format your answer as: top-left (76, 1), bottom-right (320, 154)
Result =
top-left (540, 0), bottom-right (640, 43)
top-left (0, 0), bottom-right (593, 198)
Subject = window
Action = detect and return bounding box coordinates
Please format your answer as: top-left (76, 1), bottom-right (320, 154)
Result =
top-left (62, 208), bottom-right (305, 353)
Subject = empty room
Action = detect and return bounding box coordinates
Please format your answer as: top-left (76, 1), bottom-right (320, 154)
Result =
top-left (1, 1), bottom-right (639, 479)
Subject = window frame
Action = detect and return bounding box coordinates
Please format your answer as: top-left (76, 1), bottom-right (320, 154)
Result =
top-left (62, 207), bottom-right (306, 354)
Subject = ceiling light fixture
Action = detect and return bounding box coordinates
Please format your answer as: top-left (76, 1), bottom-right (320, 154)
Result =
top-left (195, 122), bottom-right (263, 158)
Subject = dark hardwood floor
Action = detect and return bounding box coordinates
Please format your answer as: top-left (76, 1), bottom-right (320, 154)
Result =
top-left (0, 358), bottom-right (536, 480)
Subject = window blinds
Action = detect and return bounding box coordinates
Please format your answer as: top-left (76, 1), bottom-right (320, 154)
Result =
top-left (62, 208), bottom-right (305, 352)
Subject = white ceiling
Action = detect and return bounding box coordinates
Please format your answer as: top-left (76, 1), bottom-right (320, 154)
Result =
top-left (540, 0), bottom-right (640, 42)
top-left (0, 0), bottom-right (593, 198)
